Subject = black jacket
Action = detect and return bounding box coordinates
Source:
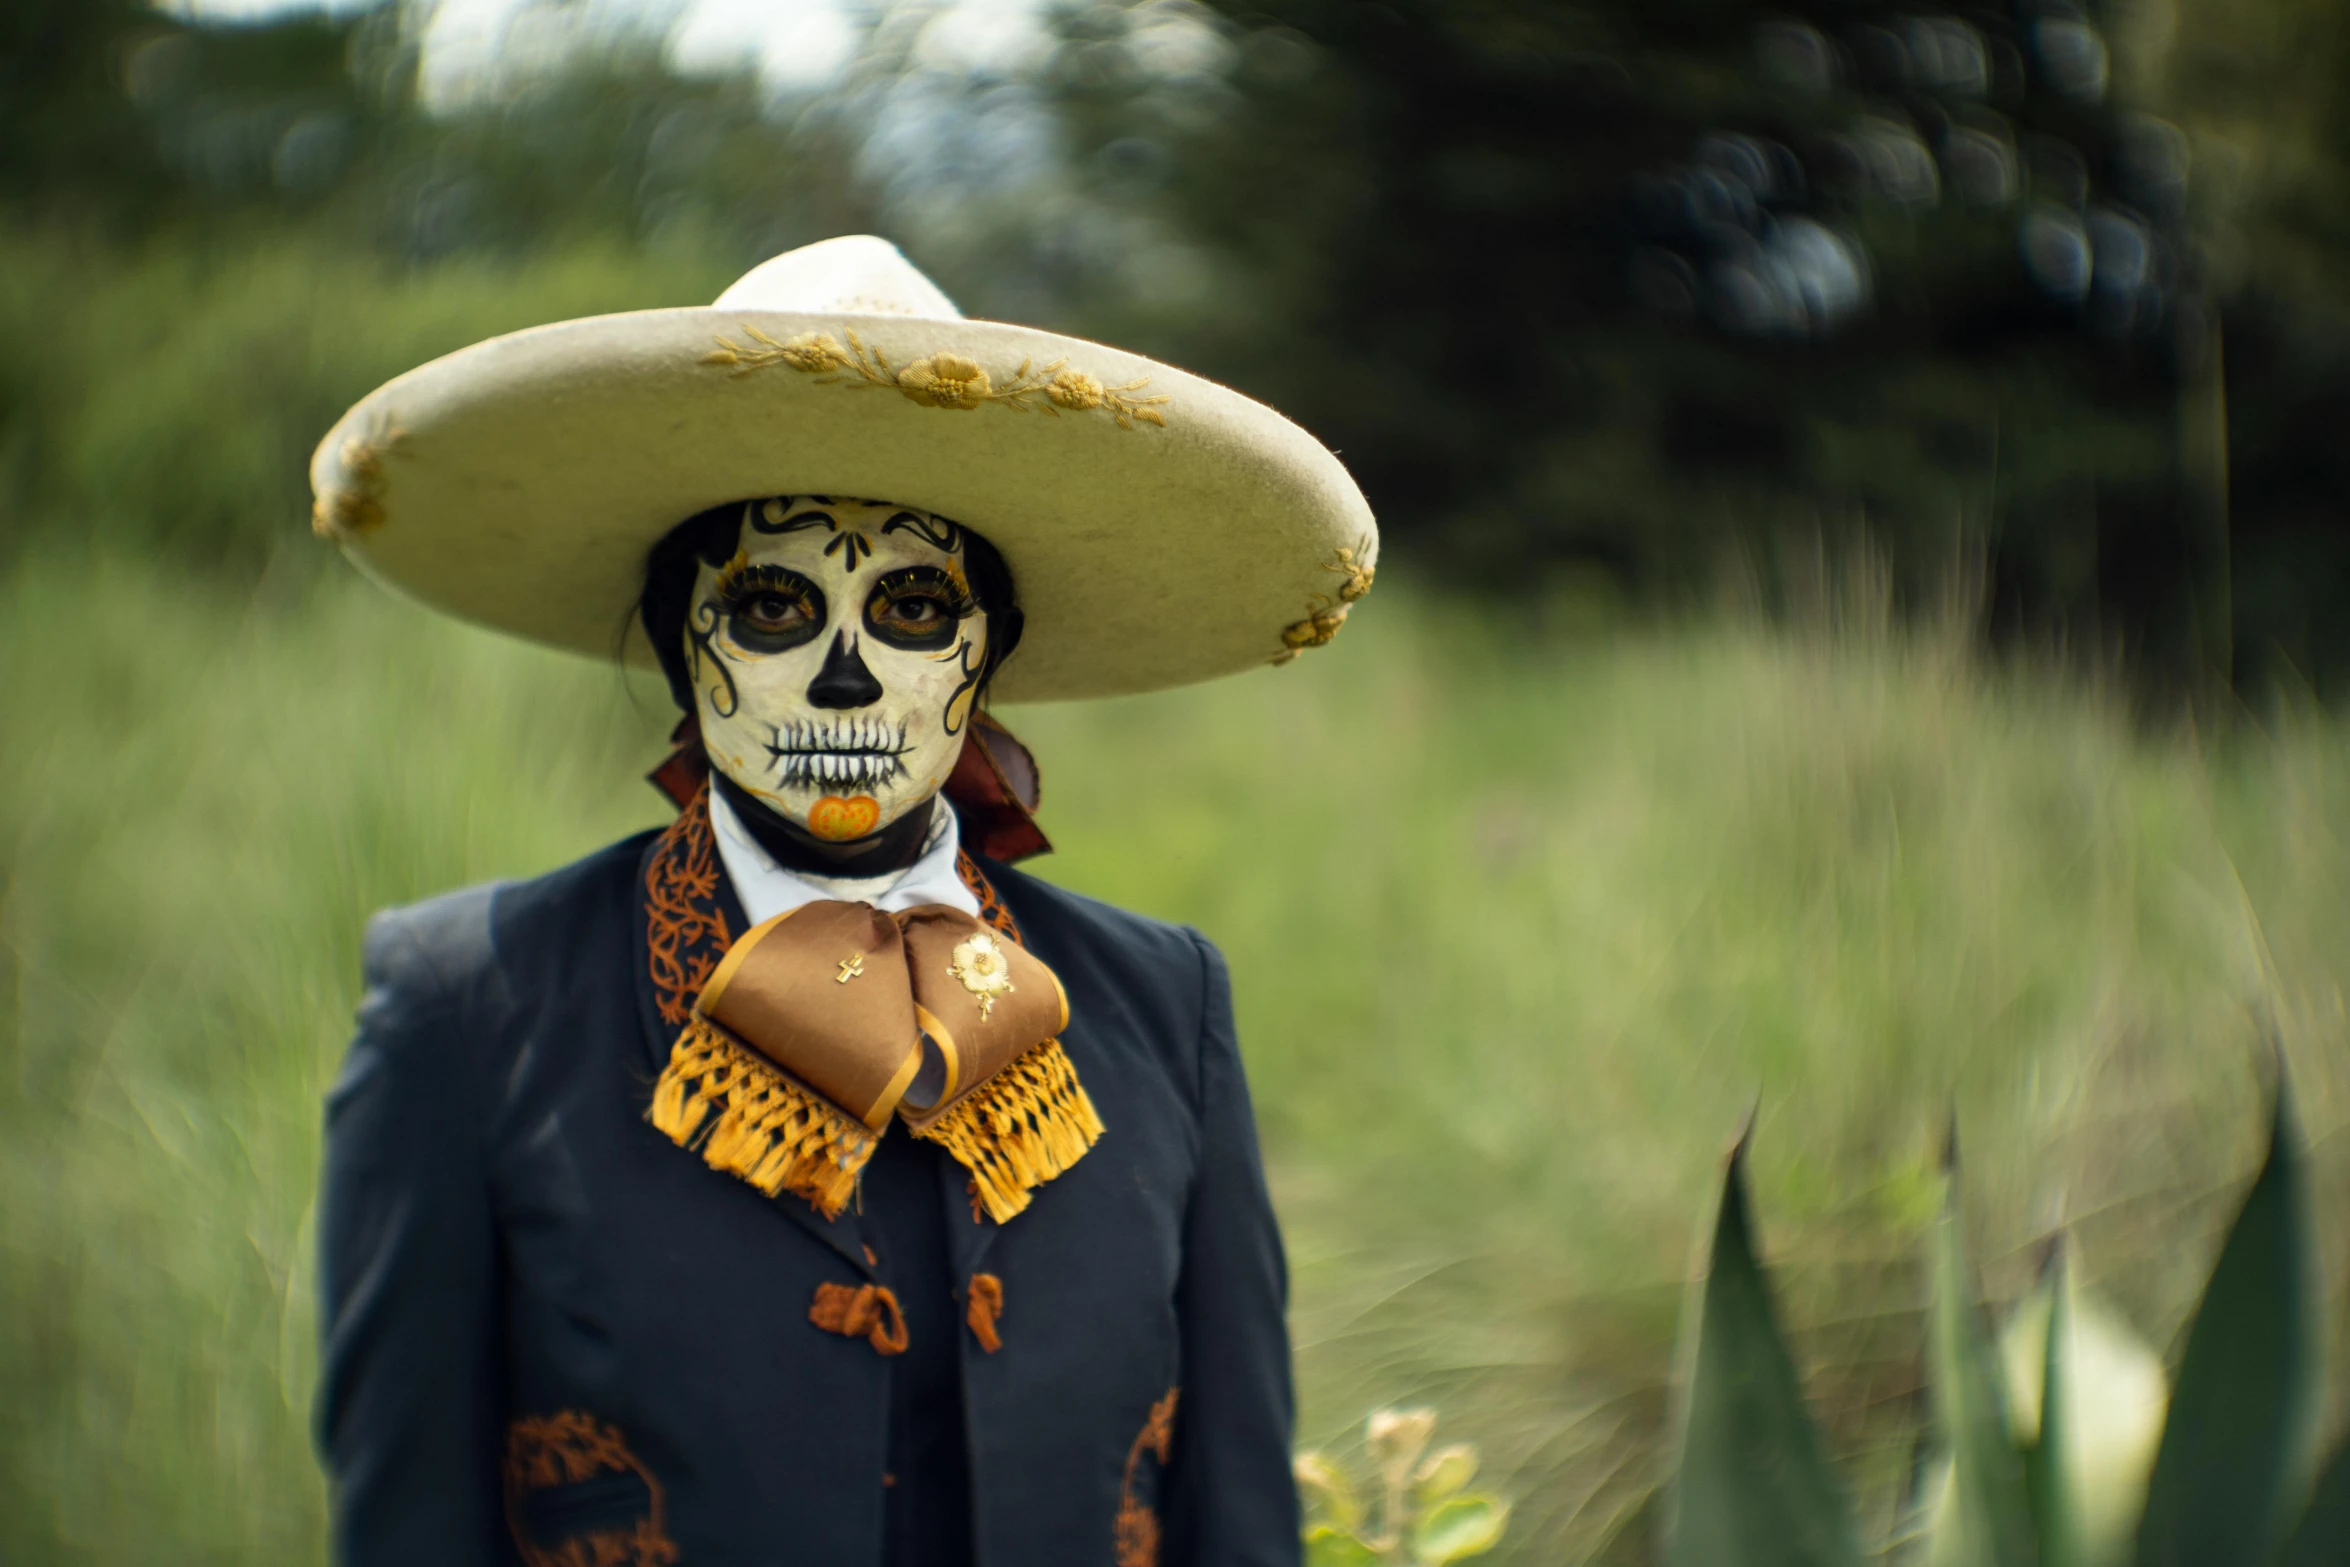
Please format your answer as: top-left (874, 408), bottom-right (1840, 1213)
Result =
top-left (316, 829), bottom-right (1298, 1566)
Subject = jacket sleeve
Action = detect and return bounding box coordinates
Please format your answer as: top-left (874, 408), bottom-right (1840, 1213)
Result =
top-left (315, 905), bottom-right (512, 1566)
top-left (1162, 932), bottom-right (1302, 1567)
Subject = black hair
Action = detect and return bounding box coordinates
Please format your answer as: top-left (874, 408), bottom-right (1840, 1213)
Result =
top-left (636, 499), bottom-right (1025, 715)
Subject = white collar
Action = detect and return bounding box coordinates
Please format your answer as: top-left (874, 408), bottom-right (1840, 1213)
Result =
top-left (708, 787), bottom-right (982, 926)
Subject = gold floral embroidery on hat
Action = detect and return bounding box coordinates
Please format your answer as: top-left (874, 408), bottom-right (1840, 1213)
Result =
top-left (310, 420), bottom-right (407, 541)
top-left (1271, 536), bottom-right (1376, 664)
top-left (702, 325), bottom-right (1172, 430)
top-left (947, 930), bottom-right (1016, 1021)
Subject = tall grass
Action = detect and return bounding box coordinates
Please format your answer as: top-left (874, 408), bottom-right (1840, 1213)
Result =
top-left (0, 223), bottom-right (726, 565)
top-left (3, 542), bottom-right (2347, 1564)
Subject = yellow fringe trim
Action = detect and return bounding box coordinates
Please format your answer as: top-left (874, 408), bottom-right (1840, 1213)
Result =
top-left (912, 1038), bottom-right (1105, 1223)
top-left (649, 1016), bottom-right (875, 1219)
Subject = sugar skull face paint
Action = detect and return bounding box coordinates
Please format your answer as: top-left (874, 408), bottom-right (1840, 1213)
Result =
top-left (684, 497), bottom-right (992, 842)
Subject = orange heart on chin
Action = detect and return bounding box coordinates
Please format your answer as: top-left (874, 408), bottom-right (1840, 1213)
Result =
top-left (806, 795), bottom-right (882, 842)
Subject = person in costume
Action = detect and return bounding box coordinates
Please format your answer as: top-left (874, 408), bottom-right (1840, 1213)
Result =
top-left (309, 236), bottom-right (1376, 1567)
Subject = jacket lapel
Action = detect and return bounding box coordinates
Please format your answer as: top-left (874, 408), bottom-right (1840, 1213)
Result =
top-left (942, 1154), bottom-right (1004, 1281)
top-left (630, 826), bottom-right (874, 1278)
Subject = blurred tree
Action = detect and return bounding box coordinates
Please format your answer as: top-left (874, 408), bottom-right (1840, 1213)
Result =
top-left (0, 0), bottom-right (174, 215)
top-left (6, 0), bottom-right (2350, 689)
top-left (1027, 0), bottom-right (2239, 685)
top-left (0, 0), bottom-right (871, 570)
top-left (2121, 0), bottom-right (2350, 690)
top-left (0, 0), bottom-right (868, 266)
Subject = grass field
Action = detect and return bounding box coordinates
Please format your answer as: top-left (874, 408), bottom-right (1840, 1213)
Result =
top-left (4, 542), bottom-right (2348, 1564)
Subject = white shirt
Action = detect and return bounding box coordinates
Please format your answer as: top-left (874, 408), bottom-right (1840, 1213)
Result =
top-left (708, 787), bottom-right (982, 926)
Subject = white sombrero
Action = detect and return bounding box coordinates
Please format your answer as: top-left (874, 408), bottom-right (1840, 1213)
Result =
top-left (310, 235), bottom-right (1376, 702)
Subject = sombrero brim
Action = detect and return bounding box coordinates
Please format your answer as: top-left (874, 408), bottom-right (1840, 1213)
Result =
top-left (309, 307), bottom-right (1375, 703)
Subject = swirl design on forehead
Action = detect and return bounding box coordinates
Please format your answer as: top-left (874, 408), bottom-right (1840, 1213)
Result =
top-left (748, 496), bottom-right (837, 536)
top-left (880, 511), bottom-right (964, 555)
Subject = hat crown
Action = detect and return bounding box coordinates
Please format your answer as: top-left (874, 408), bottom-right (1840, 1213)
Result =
top-left (711, 235), bottom-right (963, 320)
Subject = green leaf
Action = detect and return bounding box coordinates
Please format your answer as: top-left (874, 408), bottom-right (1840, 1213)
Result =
top-left (1304, 1524), bottom-right (1378, 1567)
top-left (1998, 1253), bottom-right (2167, 1567)
top-left (1296, 1451), bottom-right (1364, 1533)
top-left (2273, 1435), bottom-right (2350, 1567)
top-left (1667, 1126), bottom-right (1864, 1567)
top-left (1415, 1444), bottom-right (1479, 1505)
top-left (2021, 1255), bottom-right (2081, 1567)
top-left (1413, 1493), bottom-right (1510, 1564)
top-left (1928, 1140), bottom-right (2039, 1567)
top-left (2130, 1082), bottom-right (2316, 1567)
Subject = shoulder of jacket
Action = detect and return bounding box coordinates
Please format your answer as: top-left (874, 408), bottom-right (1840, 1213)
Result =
top-left (361, 829), bottom-right (659, 1012)
top-left (980, 859), bottom-right (1227, 1085)
top-left (983, 859), bottom-right (1211, 973)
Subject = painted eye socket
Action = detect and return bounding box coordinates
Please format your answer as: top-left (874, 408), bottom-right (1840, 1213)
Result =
top-left (741, 592), bottom-right (813, 633)
top-left (865, 575), bottom-right (968, 650)
top-left (876, 595), bottom-right (948, 631)
top-left (718, 569), bottom-right (825, 654)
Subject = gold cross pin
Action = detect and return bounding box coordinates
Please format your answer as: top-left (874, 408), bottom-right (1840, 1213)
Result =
top-left (835, 954), bottom-right (865, 984)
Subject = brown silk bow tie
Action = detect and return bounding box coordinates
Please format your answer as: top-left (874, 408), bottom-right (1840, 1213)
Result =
top-left (704, 901), bottom-right (1068, 1131)
top-left (651, 900), bottom-right (1102, 1222)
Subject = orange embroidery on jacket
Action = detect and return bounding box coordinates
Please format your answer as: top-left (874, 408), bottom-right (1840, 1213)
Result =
top-left (956, 848), bottom-right (1020, 942)
top-left (645, 783), bottom-right (732, 1027)
top-left (1113, 1388), bottom-right (1180, 1567)
top-left (650, 794), bottom-right (997, 1031)
top-left (966, 1273), bottom-right (1004, 1352)
top-left (810, 1280), bottom-right (910, 1355)
top-left (503, 1411), bottom-right (678, 1567)
top-left (645, 802), bottom-right (1085, 1224)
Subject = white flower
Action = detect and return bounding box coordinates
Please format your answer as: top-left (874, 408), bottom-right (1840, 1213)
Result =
top-left (948, 932), bottom-right (1015, 1020)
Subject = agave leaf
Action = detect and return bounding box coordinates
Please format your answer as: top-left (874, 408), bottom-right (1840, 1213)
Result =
top-left (2274, 1436), bottom-right (2350, 1567)
top-left (1928, 1141), bottom-right (2039, 1567)
top-left (1413, 1494), bottom-right (1511, 1564)
top-left (2020, 1255), bottom-right (2081, 1567)
top-left (1304, 1524), bottom-right (1378, 1567)
top-left (1667, 1128), bottom-right (1863, 1567)
top-left (2130, 1082), bottom-right (2316, 1567)
top-left (2000, 1255), bottom-right (2167, 1567)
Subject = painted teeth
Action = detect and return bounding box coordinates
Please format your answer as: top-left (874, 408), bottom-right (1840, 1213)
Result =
top-left (763, 715), bottom-right (912, 791)
top-left (774, 752), bottom-right (907, 790)
top-left (766, 716), bottom-right (908, 753)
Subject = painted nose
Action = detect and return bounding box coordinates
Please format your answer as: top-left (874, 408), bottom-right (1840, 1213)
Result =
top-left (806, 631), bottom-right (884, 709)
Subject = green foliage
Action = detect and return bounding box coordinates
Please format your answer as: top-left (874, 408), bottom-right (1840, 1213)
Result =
top-left (0, 0), bottom-right (186, 211)
top-left (0, 223), bottom-right (725, 566)
top-left (1927, 1141), bottom-right (2036, 1567)
top-left (18, 0), bottom-right (2350, 687)
top-left (1040, 0), bottom-right (2231, 680)
top-left (1996, 1250), bottom-right (2169, 1567)
top-left (10, 545), bottom-right (2350, 1564)
top-left (1667, 1094), bottom-right (2346, 1567)
top-left (2130, 1085), bottom-right (2317, 1567)
top-left (2276, 1439), bottom-right (2350, 1567)
top-left (1298, 1409), bottom-right (1510, 1566)
top-left (1668, 1129), bottom-right (1863, 1567)
top-left (2019, 1266), bottom-right (2083, 1567)
top-left (6, 7), bottom-right (2350, 1563)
